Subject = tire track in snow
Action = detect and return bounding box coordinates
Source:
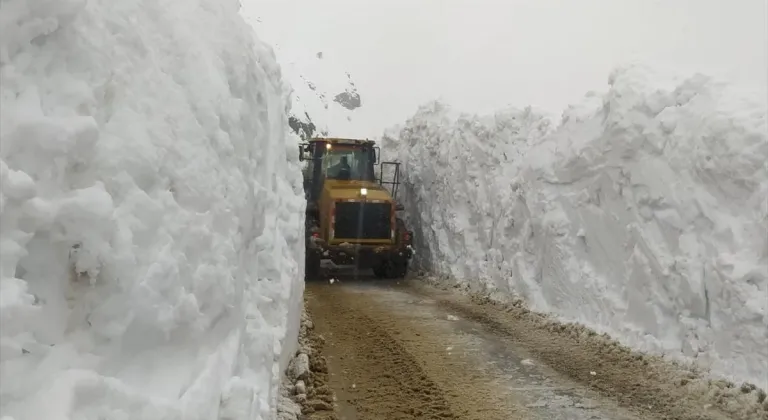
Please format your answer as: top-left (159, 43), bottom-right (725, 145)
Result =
top-left (408, 279), bottom-right (763, 420)
top-left (305, 282), bottom-right (458, 419)
top-left (305, 276), bottom-right (644, 420)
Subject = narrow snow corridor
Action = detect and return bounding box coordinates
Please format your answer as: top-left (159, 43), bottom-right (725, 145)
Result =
top-left (1, 0), bottom-right (766, 419)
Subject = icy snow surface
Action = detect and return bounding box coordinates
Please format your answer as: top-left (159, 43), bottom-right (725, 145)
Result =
top-left (0, 1), bottom-right (305, 419)
top-left (384, 65), bottom-right (768, 388)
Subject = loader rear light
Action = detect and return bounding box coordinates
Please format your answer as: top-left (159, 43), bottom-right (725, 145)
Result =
top-left (312, 232), bottom-right (320, 238)
top-left (403, 232), bottom-right (410, 242)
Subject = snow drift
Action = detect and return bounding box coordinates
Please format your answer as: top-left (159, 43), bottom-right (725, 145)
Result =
top-left (385, 65), bottom-right (768, 388)
top-left (0, 1), bottom-right (305, 419)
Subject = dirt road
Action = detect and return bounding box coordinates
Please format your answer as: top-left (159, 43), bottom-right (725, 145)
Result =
top-left (303, 275), bottom-right (762, 420)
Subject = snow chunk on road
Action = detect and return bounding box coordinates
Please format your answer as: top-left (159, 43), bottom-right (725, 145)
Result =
top-left (0, 1), bottom-right (304, 419)
top-left (386, 65), bottom-right (768, 388)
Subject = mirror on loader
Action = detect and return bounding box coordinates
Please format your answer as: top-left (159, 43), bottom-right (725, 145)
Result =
top-left (395, 203), bottom-right (405, 211)
top-left (379, 161), bottom-right (401, 199)
top-left (298, 143), bottom-right (310, 161)
top-left (374, 146), bottom-right (381, 164)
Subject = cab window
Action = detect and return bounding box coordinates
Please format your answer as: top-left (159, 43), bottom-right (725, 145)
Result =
top-left (322, 147), bottom-right (374, 181)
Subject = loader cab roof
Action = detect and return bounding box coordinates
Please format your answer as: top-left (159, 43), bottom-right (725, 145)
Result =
top-left (310, 137), bottom-right (376, 146)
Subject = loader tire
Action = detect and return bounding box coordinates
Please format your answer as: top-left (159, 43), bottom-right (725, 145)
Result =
top-left (373, 259), bottom-right (408, 279)
top-left (389, 260), bottom-right (408, 279)
top-left (372, 264), bottom-right (387, 279)
top-left (305, 253), bottom-right (321, 281)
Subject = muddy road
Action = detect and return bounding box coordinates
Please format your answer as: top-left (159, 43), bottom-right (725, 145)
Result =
top-left (303, 274), bottom-right (762, 420)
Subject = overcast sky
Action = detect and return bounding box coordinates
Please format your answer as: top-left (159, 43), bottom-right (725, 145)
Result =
top-left (247, 0), bottom-right (767, 137)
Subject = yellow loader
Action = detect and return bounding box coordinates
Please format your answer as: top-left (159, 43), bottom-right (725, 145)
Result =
top-left (299, 137), bottom-right (413, 279)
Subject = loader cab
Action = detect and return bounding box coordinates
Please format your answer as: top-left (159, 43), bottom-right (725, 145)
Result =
top-left (299, 139), bottom-right (380, 202)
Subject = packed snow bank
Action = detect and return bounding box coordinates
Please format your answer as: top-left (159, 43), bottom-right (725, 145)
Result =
top-left (0, 1), bottom-right (305, 419)
top-left (385, 65), bottom-right (768, 388)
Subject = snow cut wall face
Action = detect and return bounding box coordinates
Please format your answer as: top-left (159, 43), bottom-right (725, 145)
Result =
top-left (385, 65), bottom-right (768, 388)
top-left (0, 1), bottom-right (305, 419)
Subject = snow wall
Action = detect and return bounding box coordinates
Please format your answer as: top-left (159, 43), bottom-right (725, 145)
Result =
top-left (384, 65), bottom-right (768, 388)
top-left (0, 1), bottom-right (305, 419)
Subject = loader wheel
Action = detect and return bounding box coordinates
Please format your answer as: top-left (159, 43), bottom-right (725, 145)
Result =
top-left (374, 260), bottom-right (408, 279)
top-left (372, 264), bottom-right (387, 279)
top-left (305, 253), bottom-right (321, 281)
top-left (388, 260), bottom-right (408, 279)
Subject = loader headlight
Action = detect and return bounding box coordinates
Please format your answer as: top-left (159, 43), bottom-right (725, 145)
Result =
top-left (360, 188), bottom-right (368, 196)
